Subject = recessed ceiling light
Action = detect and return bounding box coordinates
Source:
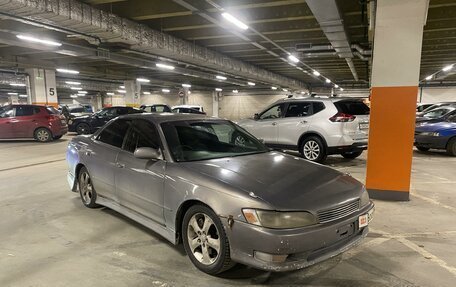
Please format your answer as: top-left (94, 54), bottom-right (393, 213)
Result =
top-left (313, 70), bottom-right (320, 76)
top-left (10, 83), bottom-right (26, 87)
top-left (77, 91), bottom-right (87, 94)
top-left (215, 88), bottom-right (223, 92)
top-left (65, 81), bottom-right (80, 85)
top-left (334, 84), bottom-right (339, 88)
top-left (117, 90), bottom-right (126, 94)
top-left (137, 78), bottom-right (150, 83)
top-left (271, 86), bottom-right (278, 90)
top-left (119, 85), bottom-right (125, 89)
top-left (247, 82), bottom-right (255, 86)
top-left (156, 63), bottom-right (175, 70)
top-left (70, 95), bottom-right (78, 98)
top-left (425, 75), bottom-right (432, 80)
top-left (282, 88), bottom-right (288, 92)
top-left (106, 92), bottom-right (114, 96)
top-left (216, 75), bottom-right (227, 80)
top-left (17, 34), bottom-right (62, 47)
top-left (19, 94), bottom-right (28, 98)
top-left (340, 88), bottom-right (344, 91)
top-left (7, 92), bottom-right (18, 95)
top-left (70, 87), bottom-right (82, 90)
top-left (221, 12), bottom-right (249, 30)
top-left (325, 78), bottom-right (331, 83)
top-left (288, 54), bottom-right (299, 63)
top-left (56, 68), bottom-right (79, 74)
top-left (143, 91), bottom-right (151, 95)
top-left (182, 84), bottom-right (191, 88)
top-left (162, 89), bottom-right (170, 93)
top-left (232, 90), bottom-right (239, 93)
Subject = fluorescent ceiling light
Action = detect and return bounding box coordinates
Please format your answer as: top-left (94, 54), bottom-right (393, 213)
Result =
top-left (143, 91), bottom-right (151, 95)
top-left (119, 85), bottom-right (125, 89)
top-left (70, 87), bottom-right (82, 90)
top-left (215, 88), bottom-right (223, 92)
top-left (221, 12), bottom-right (249, 30)
top-left (182, 84), bottom-right (191, 88)
top-left (188, 91), bottom-right (191, 95)
top-left (442, 64), bottom-right (453, 72)
top-left (334, 84), bottom-right (339, 88)
top-left (137, 78), bottom-right (150, 83)
top-left (288, 54), bottom-right (299, 63)
top-left (340, 88), bottom-right (344, 91)
top-left (7, 92), bottom-right (18, 95)
top-left (313, 70), bottom-right (320, 76)
top-left (232, 90), bottom-right (239, 93)
top-left (271, 86), bottom-right (278, 90)
top-left (19, 94), bottom-right (28, 98)
top-left (17, 34), bottom-right (62, 47)
top-left (282, 88), bottom-right (288, 92)
top-left (106, 92), bottom-right (114, 96)
top-left (70, 95), bottom-right (78, 98)
top-left (425, 75), bottom-right (432, 80)
top-left (247, 82), bottom-right (255, 86)
top-left (56, 68), bottom-right (79, 74)
top-left (65, 81), bottom-right (80, 85)
top-left (325, 78), bottom-right (331, 83)
top-left (156, 63), bottom-right (175, 70)
top-left (117, 90), bottom-right (126, 94)
top-left (10, 83), bottom-right (26, 87)
top-left (216, 75), bottom-right (227, 80)
top-left (77, 91), bottom-right (87, 94)
top-left (162, 89), bottom-right (170, 93)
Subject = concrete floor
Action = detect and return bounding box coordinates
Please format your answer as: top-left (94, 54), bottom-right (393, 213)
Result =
top-left (0, 135), bottom-right (455, 287)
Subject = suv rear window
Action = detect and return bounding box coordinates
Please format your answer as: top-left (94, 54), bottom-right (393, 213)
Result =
top-left (334, 100), bottom-right (370, 115)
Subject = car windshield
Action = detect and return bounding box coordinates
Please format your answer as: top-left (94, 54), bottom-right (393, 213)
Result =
top-left (161, 120), bottom-right (269, 162)
top-left (423, 108), bottom-right (454, 119)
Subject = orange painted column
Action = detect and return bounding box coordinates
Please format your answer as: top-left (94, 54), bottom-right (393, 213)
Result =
top-left (366, 0), bottom-right (429, 201)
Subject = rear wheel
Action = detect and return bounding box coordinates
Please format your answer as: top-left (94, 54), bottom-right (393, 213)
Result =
top-left (341, 151), bottom-right (363, 159)
top-left (300, 136), bottom-right (327, 163)
top-left (416, 146), bottom-right (430, 152)
top-left (76, 123), bottom-right (90, 135)
top-left (182, 205), bottom-right (234, 275)
top-left (78, 167), bottom-right (99, 208)
top-left (34, 128), bottom-right (52, 142)
top-left (446, 138), bottom-right (456, 156)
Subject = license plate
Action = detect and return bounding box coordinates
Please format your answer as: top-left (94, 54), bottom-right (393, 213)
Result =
top-left (359, 123), bottom-right (369, 130)
top-left (358, 208), bottom-right (374, 228)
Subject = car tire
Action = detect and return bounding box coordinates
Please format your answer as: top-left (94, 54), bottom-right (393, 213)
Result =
top-left (182, 204), bottom-right (234, 275)
top-left (416, 146), bottom-right (430, 152)
top-left (341, 151), bottom-right (363, 159)
top-left (78, 167), bottom-right (99, 208)
top-left (446, 138), bottom-right (456, 156)
top-left (34, 128), bottom-right (52, 142)
top-left (230, 131), bottom-right (247, 147)
top-left (300, 136), bottom-right (327, 163)
top-left (76, 123), bottom-right (91, 135)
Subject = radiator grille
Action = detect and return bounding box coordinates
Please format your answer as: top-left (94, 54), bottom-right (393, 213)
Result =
top-left (317, 200), bottom-right (360, 223)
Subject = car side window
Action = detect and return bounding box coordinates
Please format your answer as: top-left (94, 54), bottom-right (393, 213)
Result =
top-left (0, 106), bottom-right (13, 118)
top-left (117, 108), bottom-right (129, 115)
top-left (313, 102), bottom-right (325, 114)
top-left (448, 114), bottom-right (456, 123)
top-left (123, 120), bottom-right (160, 153)
top-left (285, 102), bottom-right (312, 118)
top-left (260, 104), bottom-right (284, 120)
top-left (15, 106), bottom-right (37, 117)
top-left (97, 119), bottom-right (131, 148)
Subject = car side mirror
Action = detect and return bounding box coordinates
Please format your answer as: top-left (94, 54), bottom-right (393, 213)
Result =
top-left (134, 147), bottom-right (162, 160)
top-left (254, 113), bottom-right (260, 120)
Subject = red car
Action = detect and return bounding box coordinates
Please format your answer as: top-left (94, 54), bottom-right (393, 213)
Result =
top-left (0, 104), bottom-right (68, 142)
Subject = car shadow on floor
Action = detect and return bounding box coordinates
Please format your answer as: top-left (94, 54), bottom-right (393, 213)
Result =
top-left (412, 149), bottom-right (452, 158)
top-left (281, 149), bottom-right (367, 168)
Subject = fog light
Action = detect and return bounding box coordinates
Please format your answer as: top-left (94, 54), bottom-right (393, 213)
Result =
top-left (254, 251), bottom-right (288, 263)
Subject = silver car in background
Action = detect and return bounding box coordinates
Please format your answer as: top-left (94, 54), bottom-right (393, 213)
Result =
top-left (237, 97), bottom-right (370, 162)
top-left (66, 113), bottom-right (374, 274)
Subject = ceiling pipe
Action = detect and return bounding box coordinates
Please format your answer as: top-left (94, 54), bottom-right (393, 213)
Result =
top-left (345, 58), bottom-right (359, 81)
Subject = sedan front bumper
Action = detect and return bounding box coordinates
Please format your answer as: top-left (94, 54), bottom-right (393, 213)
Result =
top-left (224, 202), bottom-right (374, 272)
top-left (414, 135), bottom-right (449, 149)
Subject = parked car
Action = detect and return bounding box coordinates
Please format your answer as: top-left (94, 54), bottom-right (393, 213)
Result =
top-left (417, 102), bottom-right (456, 116)
top-left (172, 105), bottom-right (205, 114)
top-left (68, 106), bottom-right (143, 135)
top-left (0, 104), bottom-right (67, 142)
top-left (62, 104), bottom-right (94, 123)
top-left (140, 104), bottom-right (172, 113)
top-left (66, 113), bottom-right (374, 274)
top-left (416, 103), bottom-right (433, 113)
top-left (237, 97), bottom-right (370, 162)
top-left (415, 114), bottom-right (456, 155)
top-left (172, 107), bottom-right (206, 115)
top-left (416, 106), bottom-right (456, 123)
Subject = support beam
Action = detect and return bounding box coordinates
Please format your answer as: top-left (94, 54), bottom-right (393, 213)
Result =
top-left (366, 0), bottom-right (429, 201)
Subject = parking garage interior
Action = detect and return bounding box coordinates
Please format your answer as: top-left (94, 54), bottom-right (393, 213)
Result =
top-left (0, 0), bottom-right (455, 286)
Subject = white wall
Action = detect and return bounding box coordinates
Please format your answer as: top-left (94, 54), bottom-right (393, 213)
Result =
top-left (419, 87), bottom-right (456, 103)
top-left (219, 93), bottom-right (285, 120)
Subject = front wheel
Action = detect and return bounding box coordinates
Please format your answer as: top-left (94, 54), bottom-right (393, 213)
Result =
top-left (446, 138), bottom-right (456, 156)
top-left (182, 205), bottom-right (234, 275)
top-left (78, 167), bottom-right (99, 208)
top-left (300, 136), bottom-right (327, 163)
top-left (341, 151), bottom-right (363, 159)
top-left (76, 123), bottom-right (91, 135)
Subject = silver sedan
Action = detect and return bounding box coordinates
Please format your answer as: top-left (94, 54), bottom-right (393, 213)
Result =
top-left (66, 113), bottom-right (374, 274)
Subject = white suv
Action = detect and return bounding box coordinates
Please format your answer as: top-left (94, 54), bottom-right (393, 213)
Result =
top-left (237, 97), bottom-right (370, 162)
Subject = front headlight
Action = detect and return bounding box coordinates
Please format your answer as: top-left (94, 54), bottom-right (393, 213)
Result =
top-left (360, 187), bottom-right (370, 207)
top-left (421, 132), bottom-right (439, 136)
top-left (242, 209), bottom-right (317, 229)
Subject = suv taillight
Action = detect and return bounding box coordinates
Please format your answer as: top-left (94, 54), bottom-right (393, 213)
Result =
top-left (329, 112), bottom-right (356, 122)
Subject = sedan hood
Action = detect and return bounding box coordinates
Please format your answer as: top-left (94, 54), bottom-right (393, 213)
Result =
top-left (180, 152), bottom-right (363, 212)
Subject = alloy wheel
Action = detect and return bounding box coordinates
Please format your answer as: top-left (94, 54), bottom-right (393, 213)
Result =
top-left (234, 135), bottom-right (246, 146)
top-left (79, 171), bottom-right (93, 205)
top-left (303, 140), bottom-right (320, 161)
top-left (36, 129), bottom-right (50, 142)
top-left (187, 213), bottom-right (221, 265)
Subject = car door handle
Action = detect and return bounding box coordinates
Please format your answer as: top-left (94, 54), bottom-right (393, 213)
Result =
top-left (272, 122), bottom-right (277, 126)
top-left (116, 163), bottom-right (125, 169)
top-left (300, 120), bottom-right (308, 124)
top-left (85, 151), bottom-right (92, 156)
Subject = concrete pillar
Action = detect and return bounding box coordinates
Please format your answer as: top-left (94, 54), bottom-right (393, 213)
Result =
top-left (366, 0), bottom-right (428, 201)
top-left (9, 94), bottom-right (19, 104)
top-left (25, 68), bottom-right (58, 107)
top-left (212, 91), bottom-right (220, 117)
top-left (91, 93), bottom-right (103, 111)
top-left (124, 80), bottom-right (141, 107)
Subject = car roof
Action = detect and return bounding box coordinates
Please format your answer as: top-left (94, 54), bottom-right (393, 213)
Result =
top-left (117, 112), bottom-right (215, 124)
top-left (273, 96), bottom-right (365, 104)
top-left (172, 105), bottom-right (202, 108)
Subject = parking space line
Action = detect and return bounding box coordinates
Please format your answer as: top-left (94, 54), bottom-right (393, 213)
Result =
top-left (0, 159), bottom-right (65, 172)
top-left (411, 192), bottom-right (456, 213)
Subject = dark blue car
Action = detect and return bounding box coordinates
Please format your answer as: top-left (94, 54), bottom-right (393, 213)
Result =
top-left (415, 114), bottom-right (456, 156)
